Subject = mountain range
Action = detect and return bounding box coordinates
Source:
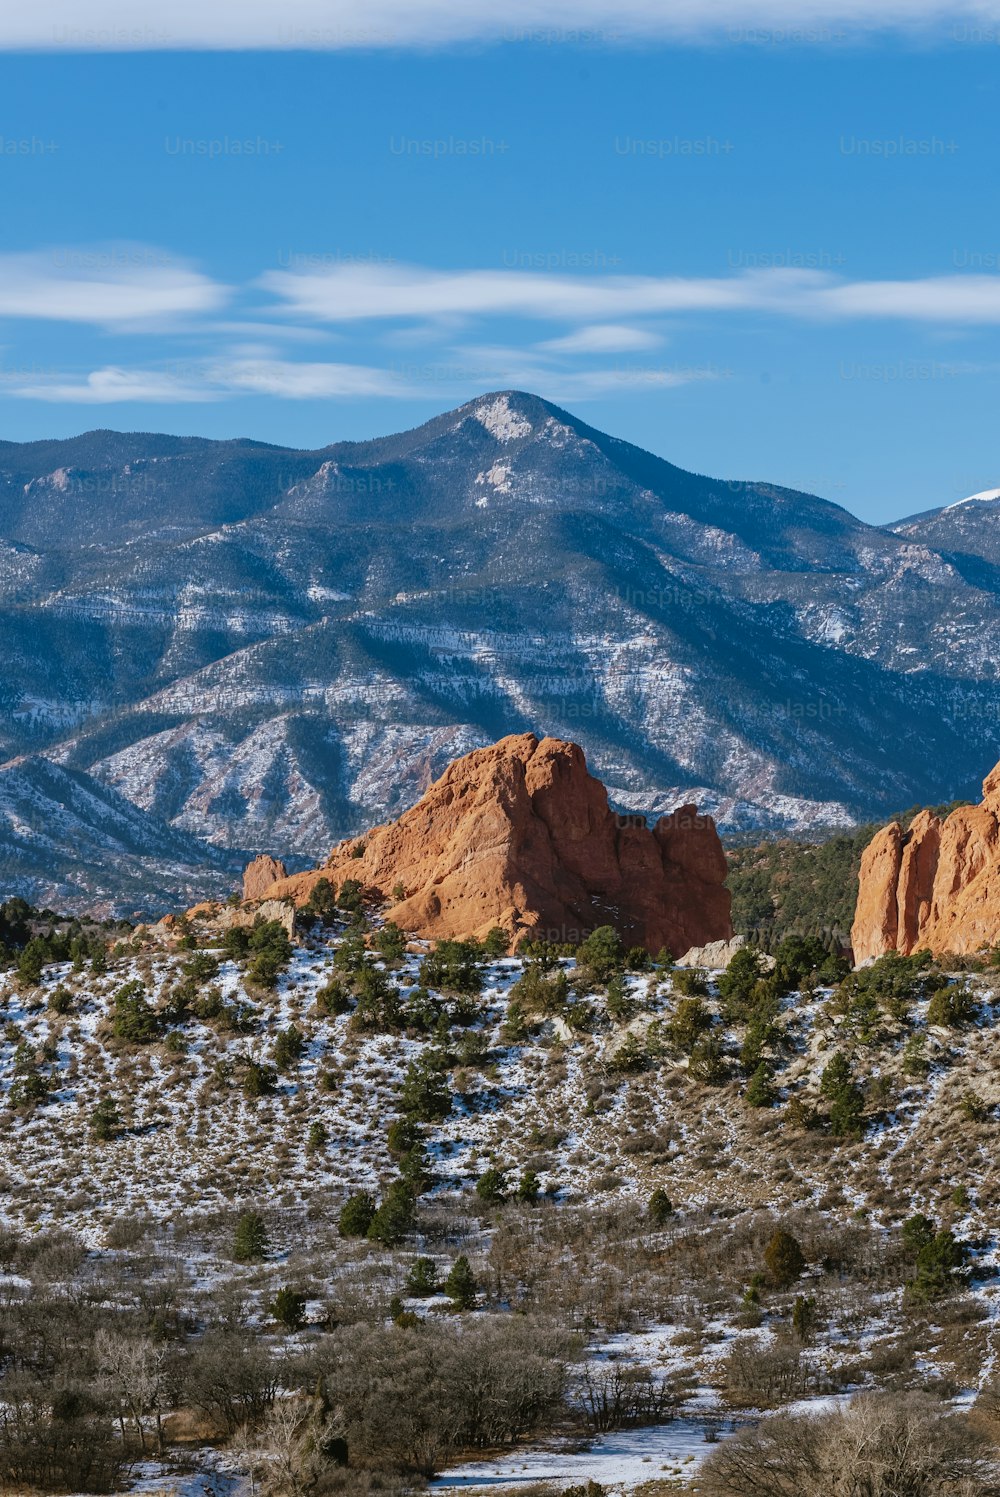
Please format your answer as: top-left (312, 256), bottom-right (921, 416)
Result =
top-left (2, 389), bottom-right (999, 916)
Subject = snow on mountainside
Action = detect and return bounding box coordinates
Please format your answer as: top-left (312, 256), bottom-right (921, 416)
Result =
top-left (2, 391), bottom-right (1000, 913)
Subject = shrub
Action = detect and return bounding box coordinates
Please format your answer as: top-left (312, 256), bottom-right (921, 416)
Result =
top-left (606, 975), bottom-right (637, 1021)
top-left (422, 939), bottom-right (484, 994)
top-left (373, 921), bottom-right (407, 962)
top-left (700, 1392), bottom-right (991, 1497)
top-left (387, 1115), bottom-right (422, 1158)
top-left (47, 985), bottom-right (73, 1015)
top-left (482, 926), bottom-right (510, 957)
top-left (338, 1192), bottom-right (377, 1239)
top-left (350, 964), bottom-right (404, 1032)
top-left (608, 1033), bottom-right (646, 1073)
top-left (792, 1294), bottom-right (816, 1341)
top-left (927, 983), bottom-right (976, 1028)
top-left (906, 1226), bottom-right (967, 1304)
top-left (303, 876), bottom-right (339, 924)
top-left (233, 1211), bottom-right (269, 1263)
top-left (820, 1051), bottom-right (865, 1137)
top-left (764, 1227), bottom-right (805, 1287)
top-left (306, 1121), bottom-right (328, 1154)
top-left (273, 1023), bottom-right (306, 1070)
top-left (671, 966), bottom-right (709, 996)
top-left (338, 877), bottom-right (364, 913)
top-left (315, 977), bottom-right (352, 1016)
top-left (689, 1033), bottom-right (729, 1085)
top-left (242, 1060), bottom-right (278, 1099)
top-left (717, 947), bottom-right (766, 1020)
top-left (89, 1094), bottom-right (121, 1142)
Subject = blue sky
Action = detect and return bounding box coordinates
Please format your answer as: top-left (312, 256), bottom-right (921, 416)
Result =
top-left (1, 4), bottom-right (1000, 523)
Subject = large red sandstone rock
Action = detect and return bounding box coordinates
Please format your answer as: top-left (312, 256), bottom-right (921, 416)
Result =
top-left (242, 854), bottom-right (287, 902)
top-left (267, 733), bottom-right (732, 953)
top-left (852, 761), bottom-right (1000, 961)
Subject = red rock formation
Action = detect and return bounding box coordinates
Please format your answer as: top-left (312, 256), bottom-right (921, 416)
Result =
top-left (242, 854), bottom-right (287, 902)
top-left (267, 733), bottom-right (732, 952)
top-left (851, 761), bottom-right (1000, 960)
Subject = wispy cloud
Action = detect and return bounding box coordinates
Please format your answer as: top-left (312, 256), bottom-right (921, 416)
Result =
top-left (9, 367), bottom-right (222, 403)
top-left (5, 0), bottom-right (1000, 49)
top-left (540, 324), bottom-right (664, 353)
top-left (7, 356), bottom-right (725, 404)
top-left (262, 262), bottom-right (1000, 326)
top-left (0, 247), bottom-right (228, 328)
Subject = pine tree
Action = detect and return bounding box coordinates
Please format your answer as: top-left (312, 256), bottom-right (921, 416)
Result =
top-left (475, 1166), bottom-right (509, 1205)
top-left (647, 1188), bottom-right (674, 1226)
top-left (745, 1063), bottom-right (776, 1109)
top-left (366, 1180), bottom-right (415, 1246)
top-left (338, 1191), bottom-right (377, 1238)
top-left (406, 1256), bottom-right (439, 1297)
top-left (233, 1210), bottom-right (269, 1263)
top-left (444, 1254), bottom-right (478, 1310)
top-left (90, 1094), bottom-right (121, 1142)
top-left (516, 1170), bottom-right (541, 1204)
top-left (764, 1227), bottom-right (806, 1287)
top-left (269, 1286), bottom-right (307, 1331)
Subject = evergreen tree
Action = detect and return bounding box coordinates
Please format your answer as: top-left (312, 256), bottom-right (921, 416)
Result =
top-left (112, 981), bottom-right (161, 1043)
top-left (90, 1094), bottom-right (121, 1142)
top-left (373, 922), bottom-right (407, 962)
top-left (273, 1023), bottom-right (306, 1071)
top-left (764, 1227), bottom-right (805, 1287)
top-left (516, 1170), bottom-right (541, 1204)
top-left (400, 1053), bottom-right (452, 1122)
top-left (366, 1180), bottom-right (415, 1247)
top-left (745, 1063), bottom-right (776, 1109)
top-left (406, 1256), bottom-right (439, 1297)
top-left (575, 925), bottom-right (625, 984)
top-left (269, 1286), bottom-right (307, 1332)
top-left (647, 1188), bottom-right (674, 1226)
top-left (338, 1191), bottom-right (377, 1239)
top-left (792, 1294), bottom-right (816, 1341)
top-left (444, 1254), bottom-right (478, 1310)
top-left (476, 1166), bottom-right (509, 1205)
top-left (233, 1211), bottom-right (269, 1263)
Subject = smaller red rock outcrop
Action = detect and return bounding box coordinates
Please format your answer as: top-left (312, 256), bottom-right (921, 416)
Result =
top-left (266, 733), bottom-right (732, 953)
top-left (242, 855), bottom-right (287, 903)
top-left (852, 760), bottom-right (1000, 961)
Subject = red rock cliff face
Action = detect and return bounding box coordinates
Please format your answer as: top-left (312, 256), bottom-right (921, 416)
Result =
top-left (267, 733), bottom-right (732, 953)
top-left (242, 855), bottom-right (287, 902)
top-left (851, 761), bottom-right (1000, 961)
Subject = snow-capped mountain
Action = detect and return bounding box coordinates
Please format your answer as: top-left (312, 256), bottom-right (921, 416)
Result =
top-left (2, 390), bottom-right (1000, 913)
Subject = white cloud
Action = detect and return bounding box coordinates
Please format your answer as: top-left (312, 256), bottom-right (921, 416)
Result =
top-left (262, 261), bottom-right (1000, 326)
top-left (5, 0), bottom-right (1000, 48)
top-left (6, 353), bottom-right (725, 405)
top-left (0, 248), bottom-right (227, 327)
top-left (210, 357), bottom-right (418, 397)
top-left (10, 367), bottom-right (221, 403)
top-left (9, 358), bottom-right (431, 403)
top-left (540, 324), bottom-right (664, 353)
